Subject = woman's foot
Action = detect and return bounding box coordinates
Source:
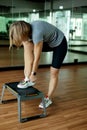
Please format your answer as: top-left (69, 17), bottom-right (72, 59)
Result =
top-left (39, 97), bottom-right (52, 108)
top-left (17, 80), bottom-right (35, 89)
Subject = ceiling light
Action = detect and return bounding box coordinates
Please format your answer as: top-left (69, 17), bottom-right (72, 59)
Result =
top-left (33, 9), bottom-right (36, 12)
top-left (59, 6), bottom-right (63, 9)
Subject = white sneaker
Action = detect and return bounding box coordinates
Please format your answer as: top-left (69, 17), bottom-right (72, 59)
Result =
top-left (17, 80), bottom-right (35, 89)
top-left (39, 97), bottom-right (52, 109)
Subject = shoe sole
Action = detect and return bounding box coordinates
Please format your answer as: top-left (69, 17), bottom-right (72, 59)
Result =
top-left (17, 82), bottom-right (35, 89)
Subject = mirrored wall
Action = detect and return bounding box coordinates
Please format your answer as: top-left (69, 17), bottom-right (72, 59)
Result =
top-left (0, 0), bottom-right (87, 68)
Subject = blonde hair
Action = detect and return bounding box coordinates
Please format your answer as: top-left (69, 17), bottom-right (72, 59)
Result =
top-left (9, 21), bottom-right (32, 49)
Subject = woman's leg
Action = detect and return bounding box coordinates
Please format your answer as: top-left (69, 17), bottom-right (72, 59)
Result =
top-left (48, 37), bottom-right (67, 98)
top-left (39, 66), bottom-right (59, 108)
top-left (39, 37), bottom-right (67, 108)
top-left (48, 66), bottom-right (59, 98)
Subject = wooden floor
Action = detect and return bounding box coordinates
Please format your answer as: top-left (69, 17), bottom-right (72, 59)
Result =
top-left (0, 64), bottom-right (87, 130)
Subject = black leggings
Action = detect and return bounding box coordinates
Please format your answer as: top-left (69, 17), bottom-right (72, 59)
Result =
top-left (42, 36), bottom-right (67, 69)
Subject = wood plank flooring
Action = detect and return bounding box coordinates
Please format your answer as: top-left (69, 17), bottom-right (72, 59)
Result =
top-left (0, 64), bottom-right (87, 130)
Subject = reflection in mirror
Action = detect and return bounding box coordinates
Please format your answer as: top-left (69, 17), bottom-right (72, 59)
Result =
top-left (0, 0), bottom-right (87, 69)
top-left (69, 5), bottom-right (87, 60)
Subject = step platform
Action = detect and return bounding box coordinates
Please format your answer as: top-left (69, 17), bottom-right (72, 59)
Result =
top-left (0, 82), bottom-right (46, 123)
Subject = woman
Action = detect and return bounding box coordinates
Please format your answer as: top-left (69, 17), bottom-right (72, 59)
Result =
top-left (9, 20), bottom-right (67, 108)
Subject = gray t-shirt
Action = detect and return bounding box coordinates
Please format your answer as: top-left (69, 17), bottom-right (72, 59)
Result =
top-left (31, 20), bottom-right (64, 48)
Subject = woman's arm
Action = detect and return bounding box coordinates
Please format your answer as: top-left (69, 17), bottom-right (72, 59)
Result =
top-left (32, 41), bottom-right (43, 72)
top-left (29, 41), bottom-right (43, 81)
top-left (23, 41), bottom-right (34, 79)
